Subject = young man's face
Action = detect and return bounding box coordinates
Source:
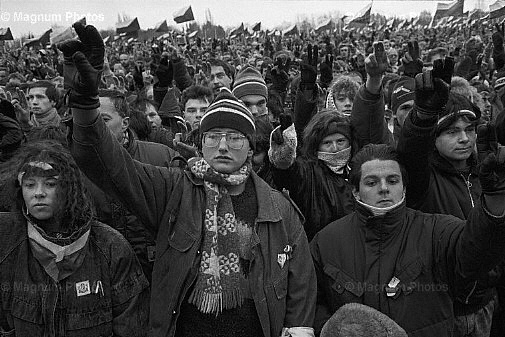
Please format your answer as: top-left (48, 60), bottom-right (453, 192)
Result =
top-left (355, 159), bottom-right (405, 208)
top-left (184, 98), bottom-right (209, 130)
top-left (435, 118), bottom-right (476, 169)
top-left (99, 97), bottom-right (129, 142)
top-left (201, 127), bottom-right (252, 174)
top-left (144, 102), bottom-right (162, 130)
top-left (333, 90), bottom-right (353, 116)
top-left (395, 100), bottom-right (414, 128)
top-left (210, 65), bottom-right (232, 94)
top-left (240, 94), bottom-right (268, 121)
top-left (28, 87), bottom-right (55, 116)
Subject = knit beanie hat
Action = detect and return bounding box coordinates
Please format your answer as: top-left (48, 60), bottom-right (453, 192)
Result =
top-left (325, 120), bottom-right (352, 143)
top-left (320, 303), bottom-right (407, 337)
top-left (200, 91), bottom-right (256, 149)
top-left (435, 92), bottom-right (481, 136)
top-left (232, 65), bottom-right (268, 100)
top-left (494, 70), bottom-right (505, 90)
top-left (390, 76), bottom-right (415, 114)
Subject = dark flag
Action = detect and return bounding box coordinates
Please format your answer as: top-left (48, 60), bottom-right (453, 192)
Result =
top-left (490, 0), bottom-right (505, 19)
top-left (154, 20), bottom-right (169, 33)
top-left (349, 2), bottom-right (372, 25)
top-left (173, 5), bottom-right (195, 24)
top-left (252, 22), bottom-right (261, 31)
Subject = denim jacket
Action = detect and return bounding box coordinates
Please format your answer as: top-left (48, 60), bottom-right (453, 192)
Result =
top-left (71, 116), bottom-right (317, 337)
top-left (0, 212), bottom-right (150, 337)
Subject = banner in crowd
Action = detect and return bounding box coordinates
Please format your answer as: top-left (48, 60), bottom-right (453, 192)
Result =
top-left (490, 0), bottom-right (505, 19)
top-left (154, 20), bottom-right (169, 33)
top-left (173, 5), bottom-right (195, 24)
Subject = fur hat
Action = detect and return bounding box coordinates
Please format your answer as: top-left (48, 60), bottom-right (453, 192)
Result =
top-left (390, 76), bottom-right (415, 114)
top-left (320, 303), bottom-right (407, 337)
top-left (232, 66), bottom-right (268, 100)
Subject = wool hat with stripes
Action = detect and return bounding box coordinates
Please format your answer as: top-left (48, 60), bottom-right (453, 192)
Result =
top-left (200, 91), bottom-right (256, 148)
top-left (232, 66), bottom-right (268, 100)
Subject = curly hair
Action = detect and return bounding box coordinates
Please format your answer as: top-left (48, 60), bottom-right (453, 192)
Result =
top-left (331, 75), bottom-right (360, 102)
top-left (2, 140), bottom-right (95, 232)
top-left (302, 110), bottom-right (355, 160)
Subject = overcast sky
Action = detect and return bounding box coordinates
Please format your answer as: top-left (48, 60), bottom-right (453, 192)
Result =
top-left (0, 0), bottom-right (492, 37)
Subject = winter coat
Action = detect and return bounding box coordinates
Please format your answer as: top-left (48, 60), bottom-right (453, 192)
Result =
top-left (311, 201), bottom-right (505, 337)
top-left (71, 116), bottom-right (317, 337)
top-left (0, 213), bottom-right (150, 337)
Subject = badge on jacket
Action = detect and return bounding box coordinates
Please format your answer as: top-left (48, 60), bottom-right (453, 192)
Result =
top-left (386, 276), bottom-right (401, 297)
top-left (277, 245), bottom-right (293, 268)
top-left (76, 280), bottom-right (91, 297)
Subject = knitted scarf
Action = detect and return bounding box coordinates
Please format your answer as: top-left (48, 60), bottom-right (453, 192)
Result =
top-left (317, 147), bottom-right (351, 175)
top-left (187, 157), bottom-right (252, 315)
top-left (32, 108), bottom-right (61, 127)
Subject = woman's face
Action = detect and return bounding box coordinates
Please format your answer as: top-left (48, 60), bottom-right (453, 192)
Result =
top-left (22, 176), bottom-right (60, 220)
top-left (318, 132), bottom-right (350, 153)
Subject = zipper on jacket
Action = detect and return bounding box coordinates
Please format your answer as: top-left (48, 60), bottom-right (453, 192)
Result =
top-left (460, 173), bottom-right (475, 208)
top-left (465, 280), bottom-right (478, 305)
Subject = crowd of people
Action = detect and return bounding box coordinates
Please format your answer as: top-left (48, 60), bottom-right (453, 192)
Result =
top-left (0, 15), bottom-right (504, 337)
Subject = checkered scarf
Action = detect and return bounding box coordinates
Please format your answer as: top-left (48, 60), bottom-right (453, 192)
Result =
top-left (187, 157), bottom-right (252, 315)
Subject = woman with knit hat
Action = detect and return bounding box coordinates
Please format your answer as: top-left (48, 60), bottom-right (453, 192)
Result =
top-left (0, 140), bottom-right (149, 336)
top-left (65, 23), bottom-right (316, 337)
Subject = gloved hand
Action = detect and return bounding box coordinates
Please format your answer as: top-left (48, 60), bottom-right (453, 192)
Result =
top-left (492, 23), bottom-right (505, 71)
top-left (401, 41), bottom-right (423, 78)
top-left (479, 146), bottom-right (505, 195)
top-left (414, 56), bottom-right (454, 116)
top-left (300, 44), bottom-right (318, 89)
top-left (155, 55), bottom-right (173, 88)
top-left (319, 54), bottom-right (334, 88)
top-left (477, 123), bottom-right (498, 163)
top-left (58, 22), bottom-right (104, 109)
top-left (365, 42), bottom-right (388, 78)
top-left (271, 56), bottom-right (291, 93)
top-left (133, 64), bottom-right (144, 90)
top-left (271, 113), bottom-right (293, 145)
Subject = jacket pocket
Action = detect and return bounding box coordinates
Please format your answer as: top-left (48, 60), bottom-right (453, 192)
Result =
top-left (273, 273), bottom-right (288, 300)
top-left (324, 264), bottom-right (364, 298)
top-left (168, 227), bottom-right (196, 252)
top-left (66, 301), bottom-right (113, 333)
top-left (10, 297), bottom-right (43, 325)
top-left (395, 257), bottom-right (424, 296)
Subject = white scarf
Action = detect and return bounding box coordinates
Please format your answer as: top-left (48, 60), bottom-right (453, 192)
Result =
top-left (355, 193), bottom-right (406, 216)
top-left (317, 147), bottom-right (351, 174)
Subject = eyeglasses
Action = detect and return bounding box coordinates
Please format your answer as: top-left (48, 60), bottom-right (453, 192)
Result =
top-left (202, 132), bottom-right (246, 150)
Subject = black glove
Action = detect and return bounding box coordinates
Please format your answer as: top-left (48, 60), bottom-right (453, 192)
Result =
top-left (479, 146), bottom-right (505, 195)
top-left (58, 22), bottom-right (104, 109)
top-left (402, 41), bottom-right (424, 78)
top-left (414, 57), bottom-right (454, 116)
top-left (271, 113), bottom-right (293, 145)
top-left (300, 44), bottom-right (318, 89)
top-left (271, 57), bottom-right (290, 93)
top-left (493, 23), bottom-right (505, 71)
top-left (319, 54), bottom-right (334, 88)
top-left (365, 42), bottom-right (388, 78)
top-left (133, 64), bottom-right (144, 90)
top-left (477, 123), bottom-right (498, 163)
top-left (155, 56), bottom-right (173, 88)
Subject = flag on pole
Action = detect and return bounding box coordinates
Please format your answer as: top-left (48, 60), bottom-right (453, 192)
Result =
top-left (349, 2), bottom-right (372, 25)
top-left (490, 0), bottom-right (505, 19)
top-left (252, 22), bottom-right (261, 31)
top-left (315, 18), bottom-right (332, 33)
top-left (433, 0), bottom-right (464, 22)
top-left (173, 5), bottom-right (195, 24)
top-left (283, 24), bottom-right (299, 36)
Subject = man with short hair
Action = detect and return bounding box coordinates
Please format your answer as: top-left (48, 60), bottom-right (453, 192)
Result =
top-left (311, 142), bottom-right (505, 336)
top-left (209, 58), bottom-right (234, 94)
top-left (181, 85), bottom-right (213, 131)
top-left (63, 23), bottom-right (316, 337)
top-left (27, 81), bottom-right (61, 128)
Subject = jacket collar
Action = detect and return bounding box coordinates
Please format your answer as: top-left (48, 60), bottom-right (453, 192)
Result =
top-left (431, 150), bottom-right (479, 176)
top-left (356, 200), bottom-right (406, 239)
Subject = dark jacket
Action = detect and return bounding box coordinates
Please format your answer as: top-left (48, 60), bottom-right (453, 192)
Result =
top-left (0, 114), bottom-right (23, 162)
top-left (0, 213), bottom-right (150, 337)
top-left (311, 202), bottom-right (505, 337)
top-left (88, 129), bottom-right (178, 283)
top-left (71, 116), bottom-right (317, 337)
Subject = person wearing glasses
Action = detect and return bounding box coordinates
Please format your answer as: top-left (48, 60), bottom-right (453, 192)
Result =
top-left (65, 23), bottom-right (316, 337)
